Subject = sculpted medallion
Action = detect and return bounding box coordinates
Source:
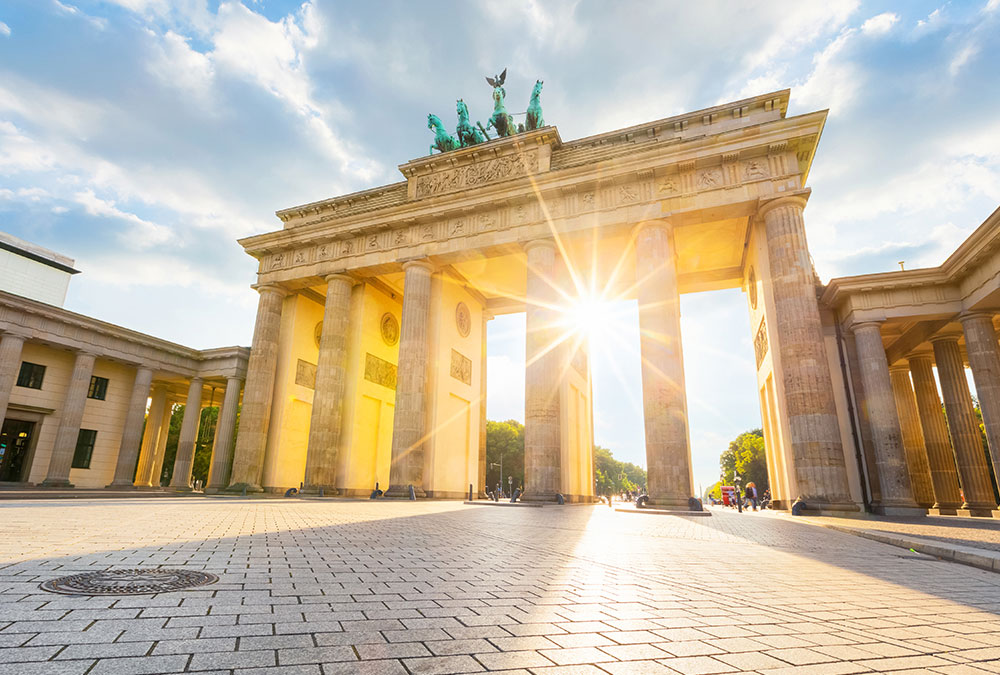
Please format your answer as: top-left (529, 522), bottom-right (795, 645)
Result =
top-left (380, 313), bottom-right (400, 346)
top-left (455, 302), bottom-right (471, 337)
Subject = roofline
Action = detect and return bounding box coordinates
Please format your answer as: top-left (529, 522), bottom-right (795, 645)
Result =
top-left (0, 239), bottom-right (80, 275)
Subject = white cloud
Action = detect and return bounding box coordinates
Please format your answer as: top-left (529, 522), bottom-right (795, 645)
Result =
top-left (0, 21), bottom-right (11, 37)
top-left (74, 188), bottom-right (175, 249)
top-left (861, 12), bottom-right (898, 35)
top-left (146, 30), bottom-right (215, 103)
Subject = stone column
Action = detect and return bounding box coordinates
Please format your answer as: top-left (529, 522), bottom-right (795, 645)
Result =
top-left (759, 197), bottom-right (854, 510)
top-left (0, 332), bottom-right (27, 425)
top-left (229, 284), bottom-right (286, 491)
top-left (149, 401), bottom-right (174, 487)
top-left (960, 312), bottom-right (1000, 491)
top-left (386, 260), bottom-right (434, 498)
top-left (908, 354), bottom-right (962, 510)
top-left (41, 351), bottom-right (97, 487)
top-left (522, 240), bottom-right (563, 502)
top-left (634, 221), bottom-right (693, 508)
top-left (478, 312), bottom-right (491, 497)
top-left (851, 322), bottom-right (920, 513)
top-left (134, 384), bottom-right (168, 487)
top-left (207, 377), bottom-right (242, 491)
top-left (888, 363), bottom-right (936, 508)
top-left (169, 377), bottom-right (204, 488)
top-left (107, 366), bottom-right (154, 487)
top-left (931, 334), bottom-right (998, 515)
top-left (303, 274), bottom-right (355, 494)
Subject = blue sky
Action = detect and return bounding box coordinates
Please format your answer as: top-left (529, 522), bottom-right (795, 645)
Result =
top-left (1, 0), bottom-right (998, 492)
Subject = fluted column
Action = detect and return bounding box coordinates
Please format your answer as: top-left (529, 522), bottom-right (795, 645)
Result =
top-left (852, 322), bottom-right (919, 512)
top-left (302, 274), bottom-right (355, 494)
top-left (207, 377), bottom-right (242, 491)
top-left (478, 312), bottom-right (492, 497)
top-left (134, 384), bottom-right (168, 487)
top-left (760, 197), bottom-right (854, 509)
top-left (41, 351), bottom-right (97, 487)
top-left (149, 400), bottom-right (174, 487)
top-left (229, 284), bottom-right (286, 491)
top-left (960, 312), bottom-right (1000, 491)
top-left (386, 260), bottom-right (434, 498)
top-left (169, 377), bottom-right (204, 488)
top-left (932, 334), bottom-right (997, 514)
top-left (908, 354), bottom-right (962, 510)
top-left (107, 366), bottom-right (154, 487)
top-left (634, 221), bottom-right (693, 508)
top-left (0, 332), bottom-right (28, 425)
top-left (522, 240), bottom-right (563, 502)
top-left (888, 363), bottom-right (936, 507)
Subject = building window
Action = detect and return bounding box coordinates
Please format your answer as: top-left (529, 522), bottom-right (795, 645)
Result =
top-left (16, 362), bottom-right (46, 389)
top-left (72, 429), bottom-right (97, 469)
top-left (88, 376), bottom-right (109, 401)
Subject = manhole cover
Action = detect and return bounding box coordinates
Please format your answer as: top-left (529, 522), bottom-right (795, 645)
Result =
top-left (40, 568), bottom-right (219, 596)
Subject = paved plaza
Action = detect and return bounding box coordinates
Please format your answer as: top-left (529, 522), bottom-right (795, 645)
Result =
top-left (2, 500), bottom-right (1000, 674)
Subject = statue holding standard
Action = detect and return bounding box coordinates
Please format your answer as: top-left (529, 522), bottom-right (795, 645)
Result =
top-left (428, 113), bottom-right (459, 154)
top-left (485, 68), bottom-right (516, 138)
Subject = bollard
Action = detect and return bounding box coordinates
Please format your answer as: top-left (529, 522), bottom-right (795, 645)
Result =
top-left (408, 484), bottom-right (416, 500)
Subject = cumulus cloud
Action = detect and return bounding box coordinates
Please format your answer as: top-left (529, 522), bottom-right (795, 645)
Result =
top-left (861, 12), bottom-right (898, 35)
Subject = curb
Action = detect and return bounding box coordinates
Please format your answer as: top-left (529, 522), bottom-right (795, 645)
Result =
top-left (804, 520), bottom-right (1000, 574)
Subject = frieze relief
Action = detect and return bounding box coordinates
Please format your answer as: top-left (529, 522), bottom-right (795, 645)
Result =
top-left (263, 153), bottom-right (797, 274)
top-left (413, 152), bottom-right (540, 199)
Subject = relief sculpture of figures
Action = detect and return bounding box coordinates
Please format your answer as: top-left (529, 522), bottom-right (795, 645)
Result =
top-left (486, 67), bottom-right (517, 138)
top-left (428, 113), bottom-right (459, 154)
top-left (525, 79), bottom-right (544, 131)
top-left (456, 99), bottom-right (486, 148)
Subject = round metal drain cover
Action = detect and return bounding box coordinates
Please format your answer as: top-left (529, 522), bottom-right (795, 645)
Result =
top-left (40, 568), bottom-right (219, 596)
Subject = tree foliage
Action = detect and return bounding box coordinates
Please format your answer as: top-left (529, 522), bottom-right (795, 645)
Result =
top-left (593, 445), bottom-right (646, 495)
top-left (485, 419), bottom-right (524, 491)
top-left (718, 428), bottom-right (768, 492)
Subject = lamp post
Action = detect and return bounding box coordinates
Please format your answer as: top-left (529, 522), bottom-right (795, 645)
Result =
top-left (734, 472), bottom-right (743, 513)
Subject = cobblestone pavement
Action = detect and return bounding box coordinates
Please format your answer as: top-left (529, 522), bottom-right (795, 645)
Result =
top-left (2, 498), bottom-right (1000, 674)
top-left (794, 512), bottom-right (1000, 554)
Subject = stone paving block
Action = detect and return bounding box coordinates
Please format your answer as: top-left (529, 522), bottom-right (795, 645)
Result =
top-left (90, 654), bottom-right (191, 675)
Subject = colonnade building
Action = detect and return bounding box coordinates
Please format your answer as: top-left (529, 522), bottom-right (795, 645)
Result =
top-left (0, 234), bottom-right (248, 489)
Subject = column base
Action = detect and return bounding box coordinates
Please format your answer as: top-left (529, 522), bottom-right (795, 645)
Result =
top-left (521, 492), bottom-right (559, 503)
top-left (226, 483), bottom-right (263, 494)
top-left (300, 486), bottom-right (340, 496)
top-left (957, 507), bottom-right (1000, 518)
top-left (105, 482), bottom-right (138, 489)
top-left (384, 484), bottom-right (426, 499)
top-left (39, 479), bottom-right (74, 488)
top-left (873, 505), bottom-right (926, 517)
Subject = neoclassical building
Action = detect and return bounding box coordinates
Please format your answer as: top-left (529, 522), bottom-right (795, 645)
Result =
top-left (224, 88), bottom-right (888, 511)
top-left (0, 236), bottom-right (249, 489)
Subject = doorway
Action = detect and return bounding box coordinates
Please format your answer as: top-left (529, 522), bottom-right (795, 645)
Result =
top-left (0, 419), bottom-right (36, 482)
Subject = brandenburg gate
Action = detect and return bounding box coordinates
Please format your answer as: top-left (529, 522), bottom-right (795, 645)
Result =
top-left (224, 89), bottom-right (864, 512)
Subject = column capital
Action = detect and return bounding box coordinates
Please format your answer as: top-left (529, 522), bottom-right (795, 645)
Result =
top-left (324, 272), bottom-right (357, 286)
top-left (959, 311), bottom-right (996, 324)
top-left (757, 194), bottom-right (810, 220)
top-left (632, 219), bottom-right (672, 237)
top-left (400, 258), bottom-right (435, 274)
top-left (521, 238), bottom-right (557, 255)
top-left (252, 283), bottom-right (288, 297)
top-left (929, 331), bottom-right (963, 345)
top-left (850, 320), bottom-right (884, 335)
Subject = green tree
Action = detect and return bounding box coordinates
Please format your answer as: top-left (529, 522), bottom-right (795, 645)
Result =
top-left (718, 428), bottom-right (769, 491)
top-left (486, 419), bottom-right (524, 491)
